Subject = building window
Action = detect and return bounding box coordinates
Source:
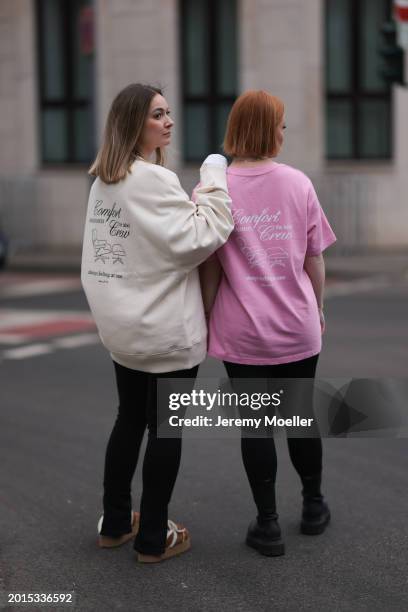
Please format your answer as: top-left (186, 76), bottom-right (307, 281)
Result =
top-left (180, 0), bottom-right (238, 162)
top-left (36, 0), bottom-right (94, 164)
top-left (326, 0), bottom-right (393, 159)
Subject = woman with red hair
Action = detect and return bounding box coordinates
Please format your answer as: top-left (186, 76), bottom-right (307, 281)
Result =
top-left (200, 90), bottom-right (336, 557)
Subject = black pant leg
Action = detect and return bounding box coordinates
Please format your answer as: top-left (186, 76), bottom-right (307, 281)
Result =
top-left (134, 365), bottom-right (199, 555)
top-left (224, 361), bottom-right (278, 519)
top-left (240, 436), bottom-right (278, 519)
top-left (100, 361), bottom-right (149, 536)
top-left (224, 355), bottom-right (323, 516)
top-left (277, 355), bottom-right (323, 479)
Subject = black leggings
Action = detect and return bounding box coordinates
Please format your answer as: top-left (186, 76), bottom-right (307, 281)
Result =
top-left (224, 355), bottom-right (322, 519)
top-left (100, 361), bottom-right (198, 555)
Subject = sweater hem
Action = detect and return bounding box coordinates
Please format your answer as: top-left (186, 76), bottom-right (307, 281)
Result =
top-left (110, 338), bottom-right (207, 373)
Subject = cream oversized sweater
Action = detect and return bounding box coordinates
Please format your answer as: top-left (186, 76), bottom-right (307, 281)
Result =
top-left (81, 158), bottom-right (233, 372)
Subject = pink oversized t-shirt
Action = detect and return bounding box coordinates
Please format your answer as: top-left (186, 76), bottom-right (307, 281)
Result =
top-left (207, 161), bottom-right (336, 365)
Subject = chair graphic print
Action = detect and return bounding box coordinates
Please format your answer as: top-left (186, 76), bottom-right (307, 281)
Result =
top-left (92, 229), bottom-right (111, 263)
top-left (92, 229), bottom-right (126, 264)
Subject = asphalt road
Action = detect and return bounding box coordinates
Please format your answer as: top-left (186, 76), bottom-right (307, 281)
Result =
top-left (0, 275), bottom-right (407, 611)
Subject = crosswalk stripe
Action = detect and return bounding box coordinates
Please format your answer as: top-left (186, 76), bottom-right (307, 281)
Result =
top-left (0, 309), bottom-right (95, 344)
top-left (3, 343), bottom-right (54, 359)
top-left (1, 334), bottom-right (101, 360)
top-left (53, 334), bottom-right (100, 349)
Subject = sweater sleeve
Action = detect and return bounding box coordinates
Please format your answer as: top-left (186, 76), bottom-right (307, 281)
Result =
top-left (143, 164), bottom-right (234, 270)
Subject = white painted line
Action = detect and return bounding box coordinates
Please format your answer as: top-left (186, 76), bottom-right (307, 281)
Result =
top-left (0, 279), bottom-right (82, 299)
top-left (53, 334), bottom-right (100, 349)
top-left (3, 343), bottom-right (54, 359)
top-left (0, 309), bottom-right (94, 328)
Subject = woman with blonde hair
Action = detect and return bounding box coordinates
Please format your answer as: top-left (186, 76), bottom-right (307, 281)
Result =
top-left (200, 90), bottom-right (336, 556)
top-left (81, 83), bottom-right (233, 562)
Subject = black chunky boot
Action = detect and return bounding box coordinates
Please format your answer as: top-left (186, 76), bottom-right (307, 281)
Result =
top-left (246, 514), bottom-right (285, 556)
top-left (300, 474), bottom-right (331, 535)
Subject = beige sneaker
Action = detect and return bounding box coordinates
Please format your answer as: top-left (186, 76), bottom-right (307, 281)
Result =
top-left (98, 510), bottom-right (140, 548)
top-left (137, 519), bottom-right (191, 563)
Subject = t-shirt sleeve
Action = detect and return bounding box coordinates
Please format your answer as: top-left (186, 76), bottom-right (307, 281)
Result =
top-left (306, 182), bottom-right (337, 256)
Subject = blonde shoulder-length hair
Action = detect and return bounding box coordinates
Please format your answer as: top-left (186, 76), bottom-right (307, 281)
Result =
top-left (89, 83), bottom-right (165, 184)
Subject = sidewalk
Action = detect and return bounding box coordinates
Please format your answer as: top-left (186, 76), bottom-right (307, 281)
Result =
top-left (6, 247), bottom-right (82, 273)
top-left (325, 252), bottom-right (408, 281)
top-left (4, 247), bottom-right (408, 282)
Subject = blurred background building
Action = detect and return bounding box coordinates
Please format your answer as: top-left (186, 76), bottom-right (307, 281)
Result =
top-left (0, 0), bottom-right (407, 259)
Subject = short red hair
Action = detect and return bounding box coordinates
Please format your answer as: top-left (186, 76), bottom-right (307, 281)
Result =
top-left (223, 90), bottom-right (285, 159)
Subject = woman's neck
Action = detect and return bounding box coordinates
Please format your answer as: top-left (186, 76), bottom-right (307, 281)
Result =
top-left (230, 156), bottom-right (276, 167)
top-left (137, 144), bottom-right (157, 161)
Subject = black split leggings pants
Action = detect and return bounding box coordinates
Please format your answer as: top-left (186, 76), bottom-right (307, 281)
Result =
top-left (224, 354), bottom-right (322, 520)
top-left (100, 361), bottom-right (198, 555)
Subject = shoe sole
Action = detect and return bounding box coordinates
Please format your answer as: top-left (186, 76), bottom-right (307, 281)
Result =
top-left (300, 512), bottom-right (331, 535)
top-left (98, 512), bottom-right (140, 548)
top-left (137, 537), bottom-right (191, 563)
top-left (246, 536), bottom-right (285, 557)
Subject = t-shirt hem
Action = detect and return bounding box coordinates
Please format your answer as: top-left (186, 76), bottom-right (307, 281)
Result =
top-left (208, 346), bottom-right (320, 366)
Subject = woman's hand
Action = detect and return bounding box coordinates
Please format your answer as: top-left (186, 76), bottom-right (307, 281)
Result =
top-left (202, 154), bottom-right (228, 168)
top-left (318, 307), bottom-right (325, 334)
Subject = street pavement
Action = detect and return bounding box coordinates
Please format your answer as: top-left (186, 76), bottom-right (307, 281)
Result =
top-left (0, 270), bottom-right (407, 612)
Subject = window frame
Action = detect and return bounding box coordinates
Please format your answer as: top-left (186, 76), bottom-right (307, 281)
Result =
top-left (325, 0), bottom-right (394, 160)
top-left (36, 0), bottom-right (94, 166)
top-left (179, 0), bottom-right (238, 163)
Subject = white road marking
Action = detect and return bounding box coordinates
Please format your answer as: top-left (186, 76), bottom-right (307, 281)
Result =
top-left (0, 309), bottom-right (94, 326)
top-left (1, 334), bottom-right (101, 360)
top-left (0, 278), bottom-right (82, 299)
top-left (53, 334), bottom-right (99, 349)
top-left (3, 343), bottom-right (54, 359)
top-left (0, 309), bottom-right (95, 344)
top-left (0, 309), bottom-right (98, 360)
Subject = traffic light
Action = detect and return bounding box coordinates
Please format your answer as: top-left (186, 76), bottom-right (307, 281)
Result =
top-left (378, 20), bottom-right (404, 85)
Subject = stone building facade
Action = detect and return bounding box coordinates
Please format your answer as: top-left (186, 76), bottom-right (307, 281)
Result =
top-left (0, 0), bottom-right (407, 255)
